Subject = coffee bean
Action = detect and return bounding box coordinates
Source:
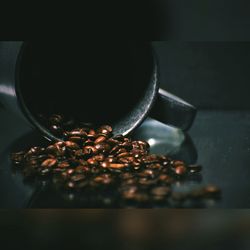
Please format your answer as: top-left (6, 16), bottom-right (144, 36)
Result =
top-left (74, 149), bottom-right (85, 158)
top-left (120, 173), bottom-right (134, 180)
top-left (121, 186), bottom-right (138, 199)
top-left (95, 143), bottom-right (110, 154)
top-left (138, 178), bottom-right (157, 186)
top-left (100, 162), bottom-right (109, 168)
top-left (67, 129), bottom-right (88, 138)
top-left (151, 187), bottom-right (170, 196)
top-left (119, 157), bottom-right (134, 164)
top-left (94, 174), bottom-right (112, 184)
top-left (106, 157), bottom-right (117, 163)
top-left (94, 135), bottom-right (107, 144)
top-left (58, 161), bottom-right (70, 168)
top-left (97, 125), bottom-right (113, 136)
top-left (71, 174), bottom-right (85, 182)
top-left (109, 163), bottom-right (126, 169)
top-left (68, 136), bottom-right (82, 143)
top-left (65, 141), bottom-right (80, 150)
top-left (158, 174), bottom-right (173, 184)
top-left (83, 145), bottom-right (96, 155)
top-left (93, 154), bottom-right (105, 162)
top-left (75, 165), bottom-right (90, 173)
top-left (174, 165), bottom-right (187, 176)
top-left (173, 160), bottom-right (185, 167)
top-left (67, 169), bottom-right (75, 175)
top-left (203, 185), bottom-right (221, 195)
top-left (87, 158), bottom-right (98, 165)
top-left (41, 158), bottom-right (57, 168)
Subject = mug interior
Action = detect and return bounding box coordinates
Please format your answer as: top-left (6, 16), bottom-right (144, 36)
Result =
top-left (17, 41), bottom-right (157, 138)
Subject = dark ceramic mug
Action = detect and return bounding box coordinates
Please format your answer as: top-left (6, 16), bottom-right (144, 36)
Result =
top-left (0, 41), bottom-right (196, 141)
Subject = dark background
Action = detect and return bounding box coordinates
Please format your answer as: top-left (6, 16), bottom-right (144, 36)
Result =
top-left (153, 41), bottom-right (250, 109)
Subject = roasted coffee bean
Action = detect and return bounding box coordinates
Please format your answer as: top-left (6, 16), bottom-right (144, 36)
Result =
top-left (93, 154), bottom-right (105, 162)
top-left (94, 135), bottom-right (107, 144)
top-left (109, 145), bottom-right (121, 155)
top-left (88, 129), bottom-right (96, 136)
top-left (58, 161), bottom-right (70, 168)
top-left (68, 136), bottom-right (82, 143)
top-left (74, 149), bottom-right (85, 158)
top-left (138, 178), bottom-right (157, 186)
top-left (87, 158), bottom-right (98, 166)
top-left (138, 169), bottom-right (153, 178)
top-left (158, 174), bottom-right (173, 184)
top-left (71, 174), bottom-right (85, 182)
top-left (119, 141), bottom-right (133, 150)
top-left (203, 185), bottom-right (221, 195)
top-left (120, 173), bottom-right (134, 180)
top-left (114, 148), bottom-right (127, 156)
top-left (100, 161), bottom-right (109, 168)
top-left (41, 158), bottom-right (57, 168)
top-left (66, 129), bottom-right (88, 138)
top-left (65, 141), bottom-right (80, 150)
top-left (95, 143), bottom-right (111, 154)
top-left (94, 174), bottom-right (112, 184)
top-left (46, 144), bottom-right (63, 156)
top-left (83, 145), bottom-right (96, 155)
top-left (67, 169), bottom-right (75, 175)
top-left (132, 141), bottom-right (150, 152)
top-left (97, 125), bottom-right (112, 136)
top-left (146, 163), bottom-right (162, 170)
top-left (26, 159), bottom-right (39, 167)
top-left (141, 155), bottom-right (160, 164)
top-left (119, 156), bottom-right (134, 164)
top-left (174, 165), bottom-right (187, 176)
top-left (151, 187), bottom-right (170, 196)
top-left (91, 166), bottom-right (101, 174)
top-left (172, 160), bottom-right (185, 167)
top-left (131, 160), bottom-right (141, 168)
top-left (106, 157), bottom-right (117, 163)
top-left (122, 178), bottom-right (137, 186)
top-left (109, 163), bottom-right (126, 169)
top-left (121, 186), bottom-right (138, 199)
top-left (75, 165), bottom-right (90, 173)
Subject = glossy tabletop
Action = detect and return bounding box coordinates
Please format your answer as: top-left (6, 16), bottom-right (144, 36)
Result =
top-left (0, 106), bottom-right (249, 208)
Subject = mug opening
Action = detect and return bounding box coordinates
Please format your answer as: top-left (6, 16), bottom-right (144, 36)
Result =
top-left (16, 41), bottom-right (157, 139)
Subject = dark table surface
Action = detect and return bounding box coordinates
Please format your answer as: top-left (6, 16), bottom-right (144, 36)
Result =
top-left (1, 106), bottom-right (250, 208)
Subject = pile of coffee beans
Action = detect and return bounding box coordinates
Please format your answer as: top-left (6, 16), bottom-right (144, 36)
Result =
top-left (11, 114), bottom-right (220, 207)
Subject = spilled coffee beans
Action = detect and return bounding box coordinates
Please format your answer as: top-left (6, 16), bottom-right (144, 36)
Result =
top-left (11, 114), bottom-right (221, 207)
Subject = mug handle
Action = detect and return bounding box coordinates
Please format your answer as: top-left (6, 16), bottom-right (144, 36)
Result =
top-left (150, 88), bottom-right (197, 131)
